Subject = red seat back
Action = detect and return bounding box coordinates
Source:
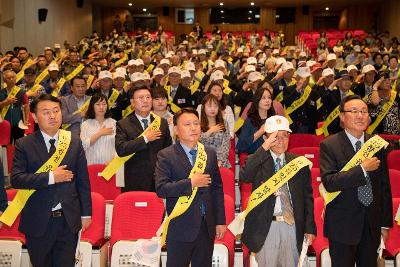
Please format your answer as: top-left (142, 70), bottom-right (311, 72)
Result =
top-left (388, 150), bottom-right (400, 171)
top-left (220, 168), bottom-right (235, 203)
top-left (288, 147), bottom-right (320, 168)
top-left (389, 169), bottom-right (400, 198)
top-left (81, 192), bottom-right (106, 246)
top-left (288, 134), bottom-right (324, 150)
top-left (0, 190), bottom-right (26, 244)
top-left (385, 198), bottom-right (400, 256)
top-left (87, 164), bottom-right (121, 201)
top-left (0, 120), bottom-right (11, 146)
top-left (110, 192), bottom-right (164, 249)
top-left (312, 197), bottom-right (329, 267)
top-left (311, 168), bottom-right (321, 198)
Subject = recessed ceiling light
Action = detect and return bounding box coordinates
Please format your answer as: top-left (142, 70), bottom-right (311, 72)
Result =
top-left (250, 2), bottom-right (255, 5)
top-left (220, 10), bottom-right (224, 13)
top-left (249, 10), bottom-right (253, 13)
top-left (143, 8), bottom-right (147, 12)
top-left (219, 2), bottom-right (224, 6)
top-left (325, 7), bottom-right (329, 10)
top-left (128, 2), bottom-right (132, 6)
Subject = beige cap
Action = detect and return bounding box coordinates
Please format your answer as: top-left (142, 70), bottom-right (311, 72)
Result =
top-left (322, 68), bottom-right (334, 77)
top-left (362, 64), bottom-right (376, 74)
top-left (296, 66), bottom-right (311, 78)
top-left (98, 70), bottom-right (112, 80)
top-left (245, 64), bottom-right (256, 73)
top-left (281, 62), bottom-right (294, 71)
top-left (168, 66), bottom-right (181, 75)
top-left (181, 70), bottom-right (191, 79)
top-left (153, 67), bottom-right (164, 76)
top-left (264, 115), bottom-right (292, 133)
top-left (48, 62), bottom-right (59, 71)
top-left (214, 59), bottom-right (226, 69)
top-left (247, 57), bottom-right (257, 65)
top-left (210, 70), bottom-right (224, 81)
top-left (327, 53), bottom-right (337, 61)
top-left (248, 71), bottom-right (262, 82)
top-left (347, 65), bottom-right (358, 73)
top-left (160, 59), bottom-right (170, 66)
top-left (130, 72), bottom-right (144, 82)
top-left (185, 62), bottom-right (196, 71)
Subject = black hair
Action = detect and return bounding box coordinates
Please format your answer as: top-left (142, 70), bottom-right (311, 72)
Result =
top-left (17, 47), bottom-right (27, 52)
top-left (30, 94), bottom-right (62, 114)
top-left (247, 86), bottom-right (276, 128)
top-left (173, 108), bottom-right (199, 126)
top-left (151, 87), bottom-right (168, 99)
top-left (339, 94), bottom-right (363, 112)
top-left (206, 81), bottom-right (227, 110)
top-left (70, 76), bottom-right (86, 86)
top-left (129, 87), bottom-right (152, 99)
top-left (85, 93), bottom-right (111, 119)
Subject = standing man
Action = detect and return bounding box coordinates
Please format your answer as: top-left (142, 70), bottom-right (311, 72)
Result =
top-left (9, 94), bottom-right (92, 267)
top-left (155, 108), bottom-right (226, 267)
top-left (115, 87), bottom-right (172, 192)
top-left (240, 115), bottom-right (316, 266)
top-left (61, 76), bottom-right (90, 136)
top-left (320, 94), bottom-right (393, 267)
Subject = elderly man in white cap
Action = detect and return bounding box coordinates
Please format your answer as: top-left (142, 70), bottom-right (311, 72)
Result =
top-left (353, 64), bottom-right (377, 98)
top-left (234, 71), bottom-right (263, 113)
top-left (272, 61), bottom-right (296, 99)
top-left (240, 115), bottom-right (316, 267)
top-left (165, 66), bottom-right (196, 109)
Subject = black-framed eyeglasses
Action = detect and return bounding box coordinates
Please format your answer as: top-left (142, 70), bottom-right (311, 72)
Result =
top-left (342, 109), bottom-right (369, 115)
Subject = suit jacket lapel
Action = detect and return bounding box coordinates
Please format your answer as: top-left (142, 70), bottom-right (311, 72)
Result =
top-left (340, 131), bottom-right (357, 161)
top-left (33, 131), bottom-right (51, 164)
top-left (174, 143), bottom-right (192, 172)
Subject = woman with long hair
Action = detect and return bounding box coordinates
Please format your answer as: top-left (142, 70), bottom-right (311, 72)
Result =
top-left (237, 86), bottom-right (276, 154)
top-left (80, 93), bottom-right (116, 164)
top-left (199, 94), bottom-right (231, 168)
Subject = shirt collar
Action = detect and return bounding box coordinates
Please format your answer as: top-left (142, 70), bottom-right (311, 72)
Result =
top-left (180, 142), bottom-right (198, 155)
top-left (135, 112), bottom-right (151, 122)
top-left (41, 130), bottom-right (59, 143)
top-left (344, 129), bottom-right (364, 148)
top-left (269, 150), bottom-right (285, 164)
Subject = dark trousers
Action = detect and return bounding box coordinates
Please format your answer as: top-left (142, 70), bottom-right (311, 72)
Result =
top-left (25, 215), bottom-right (78, 267)
top-left (329, 214), bottom-right (379, 267)
top-left (10, 125), bottom-right (24, 144)
top-left (166, 218), bottom-right (214, 267)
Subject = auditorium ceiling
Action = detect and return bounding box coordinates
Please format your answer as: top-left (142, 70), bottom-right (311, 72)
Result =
top-left (92, 0), bottom-right (378, 8)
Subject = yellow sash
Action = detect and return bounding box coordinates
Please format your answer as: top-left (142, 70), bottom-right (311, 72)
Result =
top-left (275, 79), bottom-right (296, 103)
top-left (146, 64), bottom-right (155, 73)
top-left (223, 86), bottom-right (233, 95)
top-left (319, 135), bottom-right (388, 205)
top-left (228, 156), bottom-right (312, 236)
top-left (366, 90), bottom-right (397, 134)
top-left (223, 79), bottom-right (230, 88)
top-left (28, 84), bottom-right (43, 94)
top-left (100, 113), bottom-right (161, 180)
top-left (316, 98), bottom-right (322, 110)
top-left (65, 64), bottom-right (84, 81)
top-left (35, 69), bottom-right (49, 85)
top-left (195, 71), bottom-right (205, 81)
top-left (108, 89), bottom-right (120, 108)
top-left (62, 97), bottom-right (91, 129)
top-left (51, 78), bottom-right (67, 97)
top-left (164, 86), bottom-right (181, 113)
top-left (13, 59), bottom-right (34, 84)
top-left (234, 117), bottom-right (245, 133)
top-left (122, 105), bottom-right (134, 118)
top-left (115, 54), bottom-right (128, 67)
top-left (0, 130), bottom-right (71, 226)
top-left (86, 75), bottom-right (95, 89)
top-left (160, 142), bottom-right (207, 246)
top-left (1, 86), bottom-right (21, 119)
top-left (190, 80), bottom-right (200, 95)
top-left (284, 86), bottom-right (312, 124)
top-left (21, 58), bottom-right (33, 71)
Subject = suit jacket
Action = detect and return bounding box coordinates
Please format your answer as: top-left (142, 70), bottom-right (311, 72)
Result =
top-left (0, 159), bottom-right (7, 212)
top-left (115, 113), bottom-right (172, 192)
top-left (154, 143), bottom-right (226, 242)
top-left (239, 147), bottom-right (316, 253)
top-left (320, 88), bottom-right (342, 135)
top-left (61, 94), bottom-right (90, 135)
top-left (320, 131), bottom-right (393, 245)
top-left (11, 131), bottom-right (92, 237)
top-left (171, 84), bottom-right (197, 109)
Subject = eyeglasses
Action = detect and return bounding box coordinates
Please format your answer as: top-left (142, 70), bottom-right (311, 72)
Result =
top-left (342, 109), bottom-right (369, 115)
top-left (135, 95), bottom-right (151, 101)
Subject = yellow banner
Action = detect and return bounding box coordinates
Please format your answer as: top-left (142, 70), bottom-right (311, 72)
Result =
top-left (108, 89), bottom-right (120, 108)
top-left (319, 135), bottom-right (388, 205)
top-left (366, 90), bottom-right (397, 134)
top-left (234, 117), bottom-right (245, 133)
top-left (228, 156), bottom-right (312, 236)
top-left (35, 69), bottom-right (49, 85)
top-left (115, 54), bottom-right (128, 67)
top-left (275, 92), bottom-right (283, 103)
top-left (190, 80), bottom-right (200, 95)
top-left (195, 71), bottom-right (205, 81)
top-left (65, 64), bottom-right (84, 81)
top-left (284, 86), bottom-right (312, 125)
top-left (51, 78), bottom-right (67, 97)
top-left (160, 142), bottom-right (207, 246)
top-left (62, 97), bottom-right (91, 130)
top-left (122, 105), bottom-right (134, 118)
top-left (146, 64), bottom-right (155, 73)
top-left (0, 130), bottom-right (71, 226)
top-left (100, 113), bottom-right (161, 180)
top-left (165, 85), bottom-right (181, 113)
top-left (1, 86), bottom-right (21, 119)
top-left (86, 75), bottom-right (95, 89)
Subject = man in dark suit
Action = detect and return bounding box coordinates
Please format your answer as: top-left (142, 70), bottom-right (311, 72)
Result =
top-left (167, 66), bottom-right (197, 109)
top-left (155, 108), bottom-right (226, 267)
top-left (0, 159), bottom-right (7, 220)
top-left (115, 87), bottom-right (172, 192)
top-left (240, 115), bottom-right (316, 266)
top-left (320, 94), bottom-right (393, 267)
top-left (10, 94), bottom-right (92, 267)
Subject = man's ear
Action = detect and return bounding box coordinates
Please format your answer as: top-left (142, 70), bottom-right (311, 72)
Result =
top-left (32, 113), bottom-right (38, 123)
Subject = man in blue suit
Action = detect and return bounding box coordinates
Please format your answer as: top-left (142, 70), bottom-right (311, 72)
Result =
top-left (10, 94), bottom-right (92, 267)
top-left (155, 108), bottom-right (226, 267)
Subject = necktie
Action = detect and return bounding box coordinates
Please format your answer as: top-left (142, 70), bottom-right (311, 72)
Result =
top-left (49, 139), bottom-right (56, 155)
top-left (189, 149), bottom-right (197, 166)
top-left (141, 119), bottom-right (149, 130)
top-left (275, 158), bottom-right (295, 225)
top-left (355, 140), bottom-right (374, 206)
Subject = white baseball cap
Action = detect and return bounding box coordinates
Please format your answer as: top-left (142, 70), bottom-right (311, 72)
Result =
top-left (296, 66), bottom-right (311, 78)
top-left (281, 62), bottom-right (294, 71)
top-left (160, 58), bottom-right (170, 66)
top-left (143, 72), bottom-right (150, 80)
top-left (134, 59), bottom-right (144, 66)
top-left (115, 67), bottom-right (127, 75)
top-left (128, 59), bottom-right (136, 66)
top-left (354, 45), bottom-right (361, 52)
top-left (322, 68), bottom-right (334, 77)
top-left (210, 70), bottom-right (224, 81)
top-left (192, 49), bottom-right (198, 55)
top-left (327, 53), bottom-right (337, 61)
top-left (245, 64), bottom-right (256, 73)
top-left (306, 60), bottom-right (316, 68)
top-left (168, 66), bottom-right (181, 75)
top-left (153, 67), bottom-right (164, 76)
top-left (165, 51), bottom-right (175, 58)
top-left (237, 47), bottom-right (244, 53)
top-left (275, 57), bottom-right (286, 66)
top-left (48, 62), bottom-right (59, 71)
top-left (130, 72), bottom-right (144, 82)
top-left (299, 51), bottom-right (307, 58)
top-left (113, 71), bottom-right (126, 80)
top-left (185, 62), bottom-right (196, 71)
top-left (272, 49), bottom-right (280, 55)
top-left (247, 57), bottom-right (257, 65)
top-left (214, 59), bottom-right (226, 69)
top-left (198, 49), bottom-right (206, 55)
top-left (54, 43), bottom-right (61, 49)
top-left (247, 71), bottom-right (262, 82)
top-left (264, 115), bottom-right (292, 133)
top-left (181, 70), bottom-right (191, 79)
top-left (99, 70), bottom-right (112, 80)
top-left (347, 65), bottom-right (358, 73)
top-left (362, 64), bottom-right (376, 74)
